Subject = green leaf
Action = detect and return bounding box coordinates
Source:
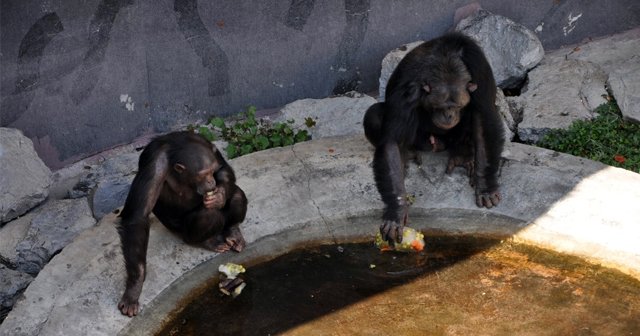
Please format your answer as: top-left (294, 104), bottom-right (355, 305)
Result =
top-left (233, 123), bottom-right (244, 133)
top-left (283, 136), bottom-right (294, 146)
top-left (198, 126), bottom-right (216, 141)
top-left (226, 145), bottom-right (238, 159)
top-left (270, 135), bottom-right (282, 146)
top-left (210, 117), bottom-right (226, 129)
top-left (256, 135), bottom-right (270, 150)
top-left (295, 130), bottom-right (309, 142)
top-left (304, 117), bottom-right (317, 128)
top-left (241, 144), bottom-right (254, 155)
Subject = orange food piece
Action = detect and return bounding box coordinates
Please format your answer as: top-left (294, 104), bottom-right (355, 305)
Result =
top-left (411, 239), bottom-right (425, 251)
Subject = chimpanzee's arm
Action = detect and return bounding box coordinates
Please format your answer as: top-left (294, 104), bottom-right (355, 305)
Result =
top-left (458, 35), bottom-right (503, 208)
top-left (212, 150), bottom-right (237, 202)
top-left (117, 149), bottom-right (169, 317)
top-left (373, 141), bottom-right (408, 243)
top-left (472, 109), bottom-right (502, 208)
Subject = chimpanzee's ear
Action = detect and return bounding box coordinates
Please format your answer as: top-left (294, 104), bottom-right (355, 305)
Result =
top-left (404, 82), bottom-right (427, 103)
top-left (174, 163), bottom-right (186, 173)
top-left (467, 82), bottom-right (478, 92)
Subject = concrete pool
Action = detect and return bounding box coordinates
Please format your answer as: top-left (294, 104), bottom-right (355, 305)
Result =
top-left (1, 136), bottom-right (639, 336)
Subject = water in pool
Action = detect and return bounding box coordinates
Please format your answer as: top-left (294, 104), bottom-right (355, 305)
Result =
top-left (156, 236), bottom-right (640, 335)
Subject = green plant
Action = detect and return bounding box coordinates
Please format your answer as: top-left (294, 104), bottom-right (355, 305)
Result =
top-left (195, 106), bottom-right (315, 159)
top-left (537, 99), bottom-right (640, 173)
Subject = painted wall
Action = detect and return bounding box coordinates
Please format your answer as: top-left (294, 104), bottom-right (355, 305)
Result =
top-left (1, 0), bottom-right (639, 168)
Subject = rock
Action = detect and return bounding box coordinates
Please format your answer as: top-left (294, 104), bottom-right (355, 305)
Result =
top-left (0, 214), bottom-right (32, 265)
top-left (607, 56), bottom-right (640, 123)
top-left (453, 2), bottom-right (482, 27)
top-left (68, 170), bottom-right (98, 199)
top-left (48, 159), bottom-right (97, 200)
top-left (67, 152), bottom-right (139, 220)
top-left (562, 27), bottom-right (640, 74)
top-left (516, 57), bottom-right (608, 143)
top-left (71, 152), bottom-right (139, 199)
top-left (92, 175), bottom-right (134, 220)
top-left (455, 9), bottom-right (544, 89)
top-left (496, 90), bottom-right (515, 141)
top-left (547, 28), bottom-right (640, 123)
top-left (0, 128), bottom-right (52, 224)
top-left (213, 140), bottom-right (229, 160)
top-left (0, 265), bottom-right (33, 309)
top-left (15, 198), bottom-right (96, 275)
top-left (377, 41), bottom-right (424, 101)
top-left (506, 97), bottom-right (524, 124)
top-left (275, 92), bottom-right (377, 139)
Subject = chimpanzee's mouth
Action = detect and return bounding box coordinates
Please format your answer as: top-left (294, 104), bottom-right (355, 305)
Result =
top-left (434, 120), bottom-right (456, 130)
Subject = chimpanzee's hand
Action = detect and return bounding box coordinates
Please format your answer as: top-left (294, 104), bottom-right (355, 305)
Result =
top-left (380, 220), bottom-right (403, 244)
top-left (429, 135), bottom-right (447, 152)
top-left (380, 203), bottom-right (408, 243)
top-left (203, 188), bottom-right (226, 209)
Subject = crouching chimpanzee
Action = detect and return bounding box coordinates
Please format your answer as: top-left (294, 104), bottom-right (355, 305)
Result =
top-left (364, 33), bottom-right (504, 244)
top-left (117, 131), bottom-right (247, 317)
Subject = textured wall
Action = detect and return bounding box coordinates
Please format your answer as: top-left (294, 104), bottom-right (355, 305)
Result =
top-left (1, 0), bottom-right (639, 169)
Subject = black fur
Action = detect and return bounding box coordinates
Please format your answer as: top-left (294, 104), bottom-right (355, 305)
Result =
top-left (117, 131), bottom-right (247, 317)
top-left (364, 33), bottom-right (504, 243)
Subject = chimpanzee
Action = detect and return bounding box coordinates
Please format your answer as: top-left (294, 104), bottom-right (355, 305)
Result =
top-left (117, 131), bottom-right (247, 317)
top-left (363, 32), bottom-right (504, 244)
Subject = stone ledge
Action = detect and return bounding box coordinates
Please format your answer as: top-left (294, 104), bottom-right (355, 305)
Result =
top-left (1, 135), bottom-right (639, 336)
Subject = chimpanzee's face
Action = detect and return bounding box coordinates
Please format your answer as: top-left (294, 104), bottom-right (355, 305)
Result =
top-left (173, 149), bottom-right (219, 195)
top-left (421, 81), bottom-right (476, 130)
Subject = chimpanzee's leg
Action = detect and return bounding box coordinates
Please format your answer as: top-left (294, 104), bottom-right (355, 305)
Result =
top-left (182, 185), bottom-right (247, 253)
top-left (182, 208), bottom-right (227, 251)
top-left (221, 185), bottom-right (248, 252)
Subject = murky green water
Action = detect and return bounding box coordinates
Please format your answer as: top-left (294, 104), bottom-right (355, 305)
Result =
top-left (156, 236), bottom-right (640, 336)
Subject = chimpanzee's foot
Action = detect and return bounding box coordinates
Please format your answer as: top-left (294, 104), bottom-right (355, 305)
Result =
top-left (446, 155), bottom-right (474, 179)
top-left (202, 234), bottom-right (233, 252)
top-left (225, 226), bottom-right (246, 252)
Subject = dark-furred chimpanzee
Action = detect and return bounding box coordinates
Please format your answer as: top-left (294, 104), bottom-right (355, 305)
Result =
top-left (363, 32), bottom-right (504, 244)
top-left (117, 131), bottom-right (247, 317)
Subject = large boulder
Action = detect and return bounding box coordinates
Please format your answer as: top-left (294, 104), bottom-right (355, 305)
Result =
top-left (92, 175), bottom-right (135, 220)
top-left (14, 198), bottom-right (96, 275)
top-left (549, 27), bottom-right (640, 124)
top-left (514, 56), bottom-right (608, 143)
top-left (88, 152), bottom-right (139, 220)
top-left (0, 128), bottom-right (52, 224)
top-left (275, 92), bottom-right (377, 138)
top-left (377, 41), bottom-right (424, 101)
top-left (496, 90), bottom-right (515, 141)
top-left (456, 9), bottom-right (544, 89)
top-left (608, 56), bottom-right (640, 123)
top-left (67, 151), bottom-right (139, 220)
